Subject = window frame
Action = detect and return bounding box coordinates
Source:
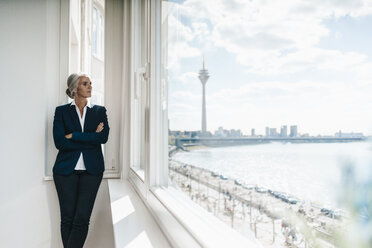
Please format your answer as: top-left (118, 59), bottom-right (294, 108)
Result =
top-left (44, 0), bottom-right (121, 179)
top-left (128, 0), bottom-right (168, 194)
top-left (129, 0), bottom-right (149, 180)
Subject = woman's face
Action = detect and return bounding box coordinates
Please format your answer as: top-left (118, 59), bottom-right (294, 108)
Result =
top-left (76, 76), bottom-right (92, 98)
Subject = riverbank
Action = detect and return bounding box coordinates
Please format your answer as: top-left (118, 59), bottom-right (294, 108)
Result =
top-left (169, 158), bottom-right (349, 247)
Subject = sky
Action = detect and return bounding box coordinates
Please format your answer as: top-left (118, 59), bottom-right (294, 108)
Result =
top-left (165, 0), bottom-right (372, 136)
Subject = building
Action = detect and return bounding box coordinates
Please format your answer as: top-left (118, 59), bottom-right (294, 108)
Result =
top-left (265, 127), bottom-right (270, 137)
top-left (169, 130), bottom-right (182, 136)
top-left (214, 127), bottom-right (242, 137)
top-left (215, 126), bottom-right (226, 137)
top-left (335, 131), bottom-right (364, 138)
top-left (251, 128), bottom-right (255, 136)
top-left (230, 129), bottom-right (242, 137)
top-left (290, 125), bottom-right (298, 137)
top-left (269, 128), bottom-right (278, 137)
top-left (280, 125), bottom-right (287, 137)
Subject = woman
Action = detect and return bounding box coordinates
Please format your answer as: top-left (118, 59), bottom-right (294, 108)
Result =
top-left (52, 73), bottom-right (110, 248)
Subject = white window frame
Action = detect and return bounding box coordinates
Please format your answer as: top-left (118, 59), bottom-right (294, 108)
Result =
top-left (129, 0), bottom-right (149, 182)
top-left (128, 0), bottom-right (168, 194)
top-left (43, 0), bottom-right (121, 179)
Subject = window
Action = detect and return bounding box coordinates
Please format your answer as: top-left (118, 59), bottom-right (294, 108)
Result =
top-left (164, 0), bottom-right (372, 247)
top-left (129, 0), bottom-right (150, 180)
top-left (45, 0), bottom-right (118, 178)
top-left (129, 0), bottom-right (168, 189)
top-left (92, 5), bottom-right (104, 60)
top-left (91, 2), bottom-right (105, 106)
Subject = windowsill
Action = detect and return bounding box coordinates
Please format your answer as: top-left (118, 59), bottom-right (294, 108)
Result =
top-left (151, 185), bottom-right (262, 248)
top-left (107, 178), bottom-right (172, 248)
top-left (108, 178), bottom-right (262, 248)
top-left (130, 167), bottom-right (145, 182)
top-left (43, 172), bottom-right (121, 181)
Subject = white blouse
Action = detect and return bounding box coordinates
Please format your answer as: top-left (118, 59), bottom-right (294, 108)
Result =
top-left (70, 99), bottom-right (92, 170)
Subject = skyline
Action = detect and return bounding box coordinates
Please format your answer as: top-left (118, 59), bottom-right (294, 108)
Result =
top-left (166, 0), bottom-right (372, 136)
top-left (169, 125), bottom-right (365, 138)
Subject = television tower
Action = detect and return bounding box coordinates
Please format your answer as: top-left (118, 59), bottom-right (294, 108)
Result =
top-left (198, 57), bottom-right (209, 135)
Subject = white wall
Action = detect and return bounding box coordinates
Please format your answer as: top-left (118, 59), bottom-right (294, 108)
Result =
top-left (0, 1), bottom-right (115, 247)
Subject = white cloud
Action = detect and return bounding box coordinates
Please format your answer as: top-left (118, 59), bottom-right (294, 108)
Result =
top-left (352, 62), bottom-right (372, 85)
top-left (192, 22), bottom-right (211, 43)
top-left (170, 90), bottom-right (200, 99)
top-left (172, 0), bottom-right (372, 74)
top-left (166, 5), bottom-right (201, 69)
top-left (177, 71), bottom-right (199, 85)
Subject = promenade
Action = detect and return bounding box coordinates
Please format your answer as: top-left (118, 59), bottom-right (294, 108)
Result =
top-left (169, 158), bottom-right (348, 248)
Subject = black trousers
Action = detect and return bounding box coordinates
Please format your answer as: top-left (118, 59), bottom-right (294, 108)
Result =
top-left (53, 170), bottom-right (103, 248)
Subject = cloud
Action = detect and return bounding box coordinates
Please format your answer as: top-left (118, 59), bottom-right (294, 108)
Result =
top-left (176, 71), bottom-right (199, 84)
top-left (170, 90), bottom-right (200, 99)
top-left (172, 0), bottom-right (372, 74)
top-left (166, 5), bottom-right (201, 69)
top-left (352, 62), bottom-right (372, 85)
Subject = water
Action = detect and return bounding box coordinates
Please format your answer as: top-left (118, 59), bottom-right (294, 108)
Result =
top-left (172, 141), bottom-right (372, 207)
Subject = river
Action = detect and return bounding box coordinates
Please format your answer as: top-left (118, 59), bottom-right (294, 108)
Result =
top-left (172, 141), bottom-right (372, 207)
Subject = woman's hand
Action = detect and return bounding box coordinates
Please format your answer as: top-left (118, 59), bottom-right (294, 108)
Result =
top-left (96, 122), bottom-right (104, 133)
top-left (65, 133), bottom-right (72, 139)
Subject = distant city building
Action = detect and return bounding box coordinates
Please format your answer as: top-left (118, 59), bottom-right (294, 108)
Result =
top-left (215, 126), bottom-right (225, 137)
top-left (280, 125), bottom-right (287, 137)
top-left (335, 131), bottom-right (364, 138)
top-left (169, 130), bottom-right (202, 138)
top-left (230, 129), bottom-right (242, 137)
top-left (269, 128), bottom-right (277, 137)
top-left (214, 127), bottom-right (241, 137)
top-left (183, 131), bottom-right (192, 137)
top-left (192, 131), bottom-right (205, 137)
top-left (251, 128), bottom-right (255, 136)
top-left (290, 125), bottom-right (298, 137)
top-left (224, 130), bottom-right (231, 137)
top-left (265, 127), bottom-right (270, 137)
top-left (169, 130), bottom-right (182, 136)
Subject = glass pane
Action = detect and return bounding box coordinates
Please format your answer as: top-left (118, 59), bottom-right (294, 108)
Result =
top-left (48, 0), bottom-right (107, 176)
top-left (90, 3), bottom-right (105, 106)
top-left (68, 2), bottom-right (105, 108)
top-left (92, 7), bottom-right (97, 55)
top-left (130, 0), bottom-right (149, 176)
top-left (165, 0), bottom-right (372, 247)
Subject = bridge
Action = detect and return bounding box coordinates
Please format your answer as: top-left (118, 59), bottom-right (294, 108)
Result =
top-left (173, 137), bottom-right (366, 148)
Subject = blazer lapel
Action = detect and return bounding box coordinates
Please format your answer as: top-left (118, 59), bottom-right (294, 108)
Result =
top-left (69, 105), bottom-right (82, 132)
top-left (84, 106), bottom-right (92, 132)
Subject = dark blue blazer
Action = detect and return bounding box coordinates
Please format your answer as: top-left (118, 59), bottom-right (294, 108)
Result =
top-left (52, 103), bottom-right (110, 175)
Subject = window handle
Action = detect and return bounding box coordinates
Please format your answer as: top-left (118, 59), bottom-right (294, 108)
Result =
top-left (135, 67), bottom-right (146, 99)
